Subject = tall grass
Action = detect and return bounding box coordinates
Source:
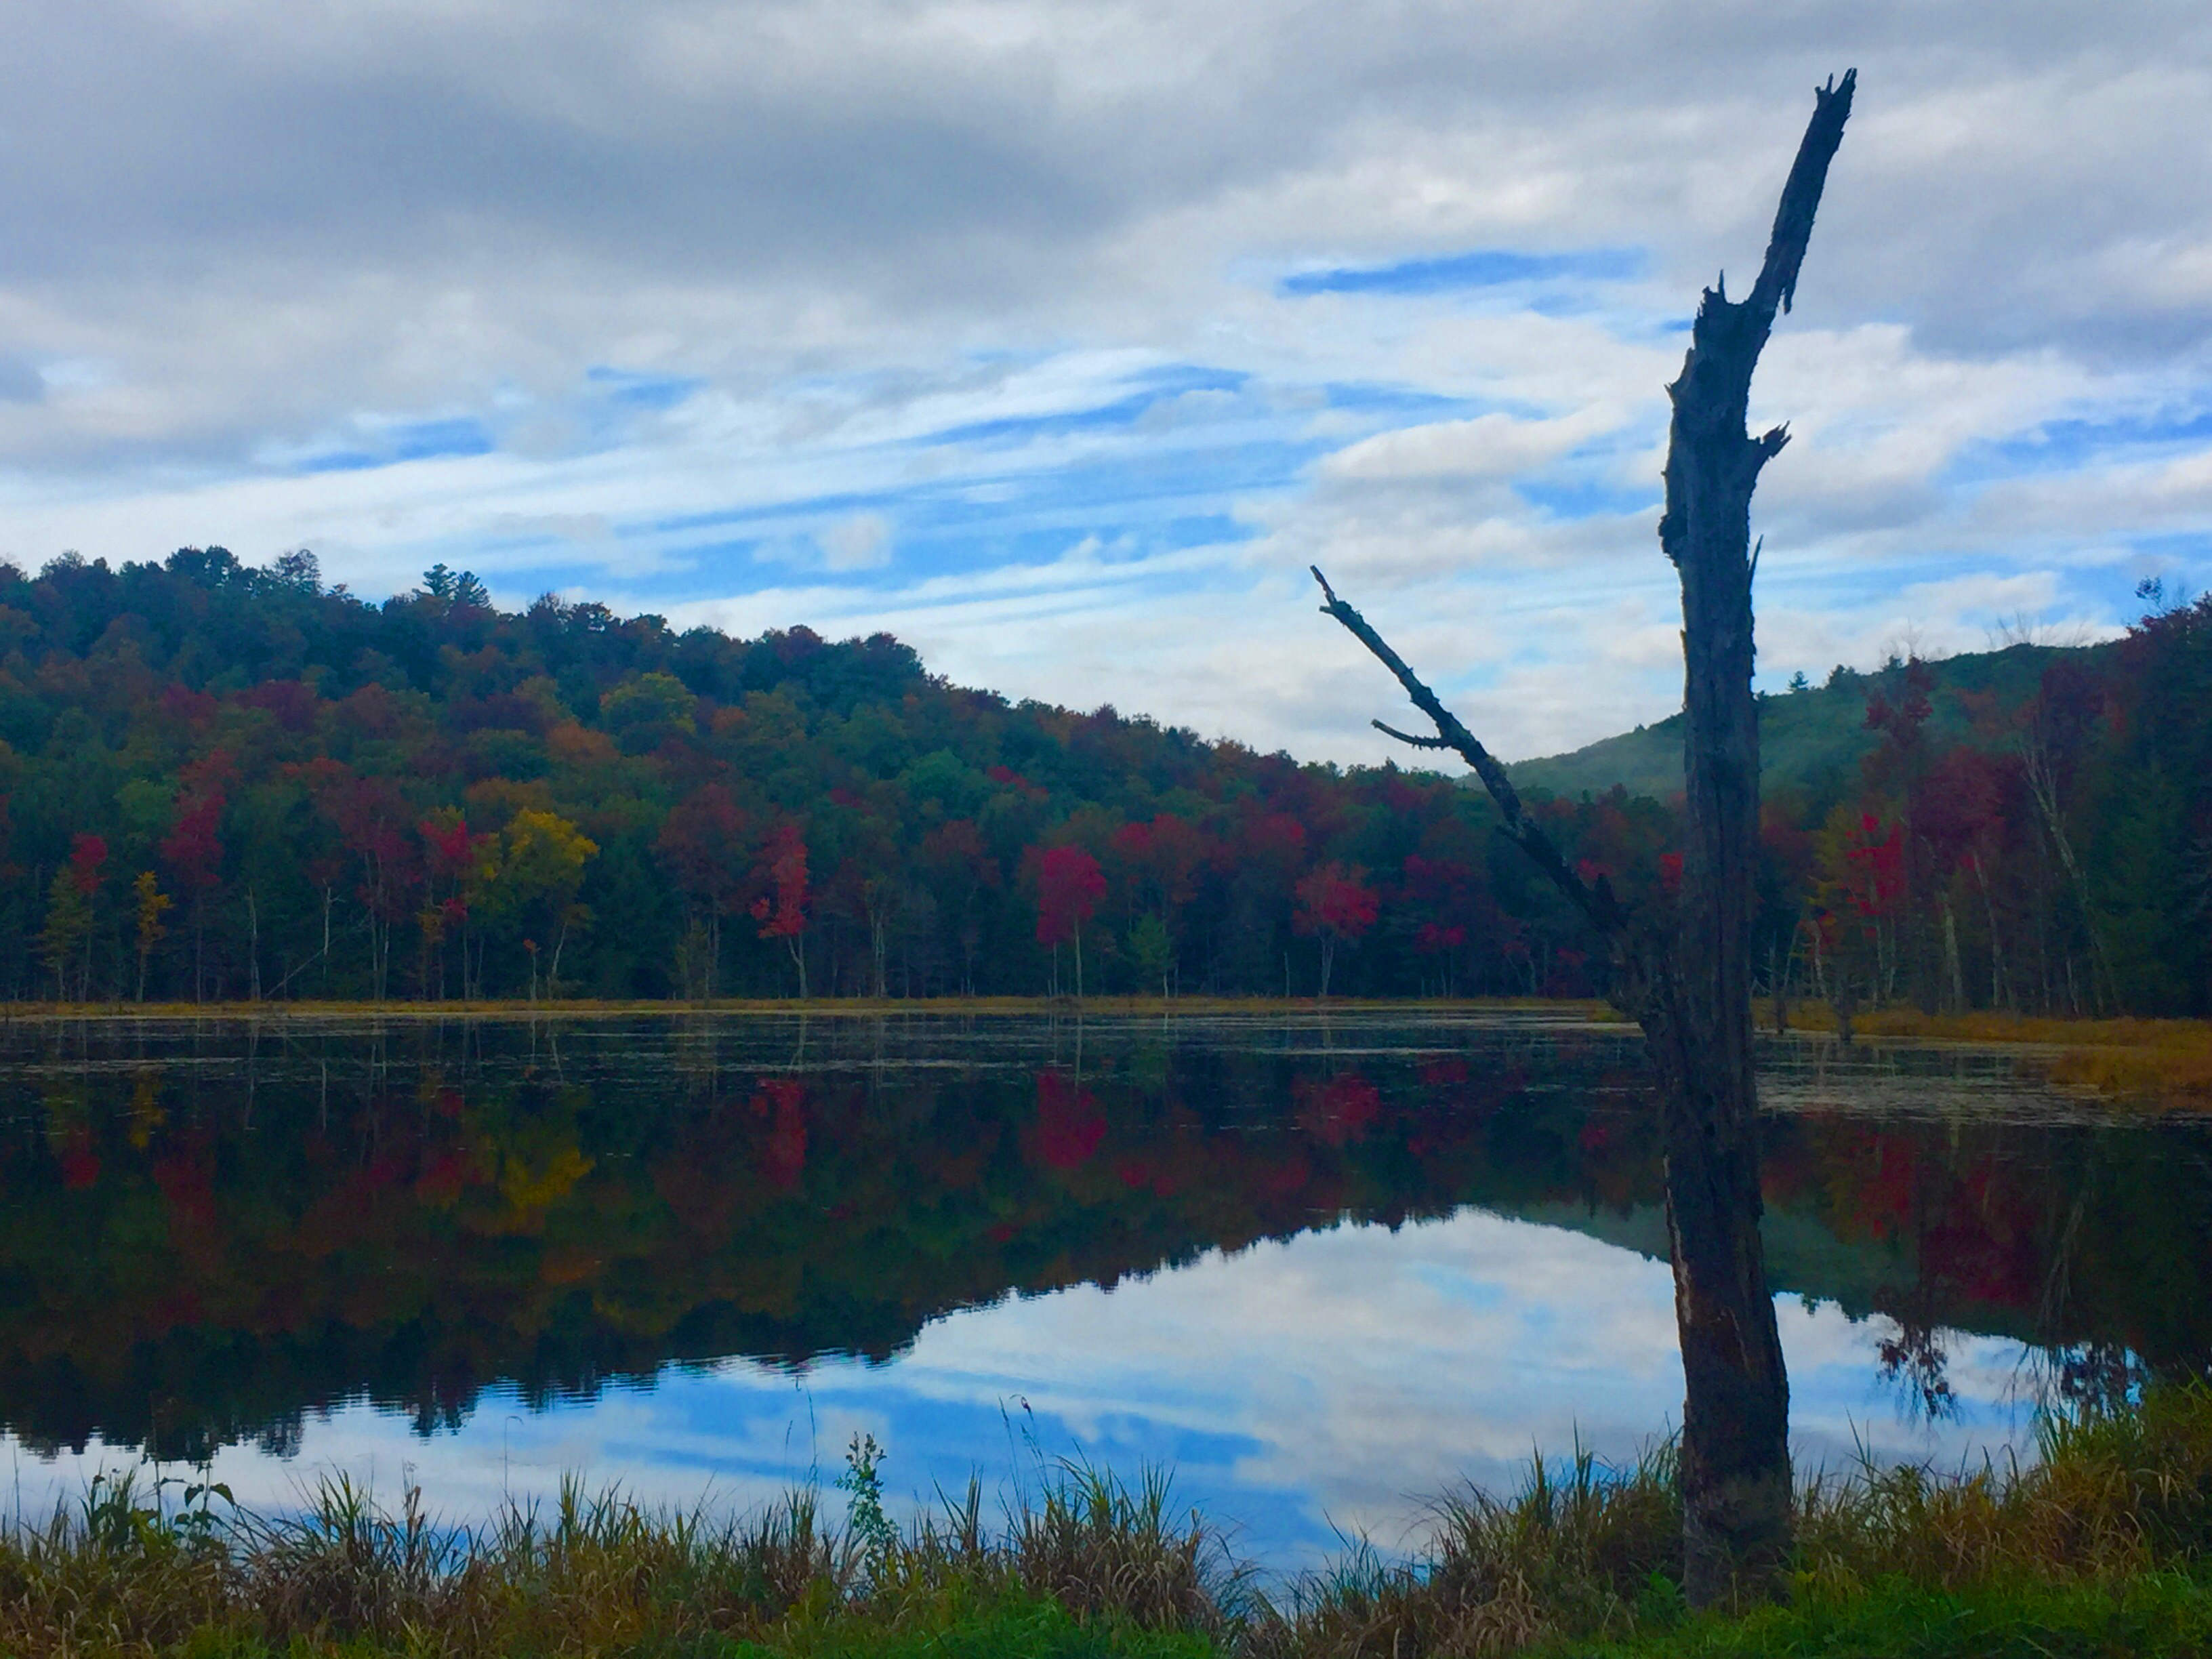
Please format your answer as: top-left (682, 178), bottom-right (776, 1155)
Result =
top-left (1763, 1003), bottom-right (2212, 1106)
top-left (3, 1386), bottom-right (2209, 1657)
top-left (1262, 1385), bottom-right (2212, 1656)
top-left (0, 1456), bottom-right (1228, 1659)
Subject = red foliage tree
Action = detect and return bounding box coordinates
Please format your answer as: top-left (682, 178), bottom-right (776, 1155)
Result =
top-left (750, 822), bottom-right (811, 998)
top-left (419, 813), bottom-right (494, 998)
top-left (1033, 844), bottom-right (1105, 998)
top-left (1293, 861), bottom-right (1378, 998)
top-left (1401, 853), bottom-right (1483, 996)
top-left (162, 754), bottom-right (233, 1002)
top-left (309, 765), bottom-right (417, 1002)
top-left (68, 832), bottom-right (107, 897)
top-left (657, 784), bottom-right (749, 997)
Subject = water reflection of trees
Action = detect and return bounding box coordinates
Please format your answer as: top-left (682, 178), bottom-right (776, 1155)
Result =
top-left (0, 1017), bottom-right (2205, 1460)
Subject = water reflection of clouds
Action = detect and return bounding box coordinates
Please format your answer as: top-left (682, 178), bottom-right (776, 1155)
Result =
top-left (1, 1210), bottom-right (2042, 1565)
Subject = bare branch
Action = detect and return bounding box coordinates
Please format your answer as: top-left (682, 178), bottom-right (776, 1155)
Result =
top-left (1373, 719), bottom-right (1452, 750)
top-left (1312, 565), bottom-right (1622, 935)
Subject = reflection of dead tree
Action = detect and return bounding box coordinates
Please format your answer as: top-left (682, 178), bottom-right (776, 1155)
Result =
top-left (1877, 1317), bottom-right (1957, 1422)
top-left (1315, 73), bottom-right (1854, 1605)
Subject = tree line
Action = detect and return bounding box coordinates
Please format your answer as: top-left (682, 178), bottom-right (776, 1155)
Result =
top-left (0, 548), bottom-right (1626, 1004)
top-left (1761, 583), bottom-right (2212, 1022)
top-left (0, 546), bottom-right (2201, 1011)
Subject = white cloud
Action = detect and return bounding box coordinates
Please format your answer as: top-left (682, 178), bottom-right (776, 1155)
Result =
top-left (816, 512), bottom-right (893, 571)
top-left (1319, 410), bottom-right (1612, 483)
top-left (0, 1), bottom-right (2206, 759)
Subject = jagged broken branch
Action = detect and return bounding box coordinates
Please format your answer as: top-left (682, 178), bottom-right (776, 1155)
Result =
top-left (1311, 565), bottom-right (1624, 936)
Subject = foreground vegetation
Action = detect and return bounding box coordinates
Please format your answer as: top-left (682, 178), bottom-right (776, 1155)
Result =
top-left (8, 1387), bottom-right (2211, 1658)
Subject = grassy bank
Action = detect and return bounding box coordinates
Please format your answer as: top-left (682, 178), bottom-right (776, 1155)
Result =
top-left (9, 1388), bottom-right (2211, 1658)
top-left (1768, 1002), bottom-right (2212, 1108)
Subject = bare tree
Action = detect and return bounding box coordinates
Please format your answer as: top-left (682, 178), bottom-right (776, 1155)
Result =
top-left (1315, 71), bottom-right (1856, 1603)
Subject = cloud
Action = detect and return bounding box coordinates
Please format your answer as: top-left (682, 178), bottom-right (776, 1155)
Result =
top-left (1318, 410), bottom-right (1612, 483)
top-left (0, 1), bottom-right (2210, 760)
top-left (816, 511), bottom-right (894, 571)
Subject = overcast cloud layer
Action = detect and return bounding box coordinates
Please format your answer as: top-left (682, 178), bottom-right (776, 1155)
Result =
top-left (3, 0), bottom-right (2210, 760)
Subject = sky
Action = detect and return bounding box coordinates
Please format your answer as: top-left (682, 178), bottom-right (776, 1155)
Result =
top-left (2, 0), bottom-right (2211, 763)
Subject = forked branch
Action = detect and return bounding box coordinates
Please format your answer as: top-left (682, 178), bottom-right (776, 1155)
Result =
top-left (1311, 565), bottom-right (1624, 935)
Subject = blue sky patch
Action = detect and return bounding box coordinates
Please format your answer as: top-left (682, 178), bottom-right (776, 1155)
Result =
top-left (1954, 404), bottom-right (2212, 485)
top-left (1281, 247), bottom-right (1645, 298)
top-left (295, 449), bottom-right (382, 474)
top-left (1517, 476), bottom-right (1662, 522)
top-left (1320, 382), bottom-right (1478, 418)
top-left (586, 366), bottom-right (707, 412)
top-left (391, 417), bottom-right (496, 462)
top-left (295, 416), bottom-right (496, 473)
top-left (920, 364), bottom-right (1256, 451)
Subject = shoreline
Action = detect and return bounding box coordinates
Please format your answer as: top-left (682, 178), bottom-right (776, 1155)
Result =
top-left (4, 996), bottom-right (2207, 1105)
top-left (0, 994), bottom-right (1624, 1023)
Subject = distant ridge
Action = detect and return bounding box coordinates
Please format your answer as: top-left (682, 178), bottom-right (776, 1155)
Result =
top-left (1506, 640), bottom-right (2109, 802)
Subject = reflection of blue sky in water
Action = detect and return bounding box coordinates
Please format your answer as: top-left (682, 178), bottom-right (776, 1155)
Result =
top-left (3, 1209), bottom-right (2037, 1567)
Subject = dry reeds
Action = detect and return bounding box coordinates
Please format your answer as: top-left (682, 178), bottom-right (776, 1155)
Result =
top-left (0, 1456), bottom-right (1223, 1659)
top-left (1253, 1385), bottom-right (2212, 1658)
top-left (2, 1386), bottom-right (2209, 1657)
top-left (1763, 1004), bottom-right (2212, 1107)
top-left (1248, 1442), bottom-right (1685, 1659)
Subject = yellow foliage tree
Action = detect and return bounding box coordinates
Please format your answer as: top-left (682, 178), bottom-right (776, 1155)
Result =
top-left (132, 871), bottom-right (171, 1002)
top-left (493, 809), bottom-right (598, 998)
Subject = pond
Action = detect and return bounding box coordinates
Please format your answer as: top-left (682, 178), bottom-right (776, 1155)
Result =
top-left (3, 1010), bottom-right (2208, 1565)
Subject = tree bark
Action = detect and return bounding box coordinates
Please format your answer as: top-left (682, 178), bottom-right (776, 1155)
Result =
top-left (1314, 70), bottom-right (1853, 1605)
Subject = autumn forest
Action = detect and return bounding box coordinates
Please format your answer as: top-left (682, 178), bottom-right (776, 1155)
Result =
top-left (1, 546), bottom-right (2207, 1015)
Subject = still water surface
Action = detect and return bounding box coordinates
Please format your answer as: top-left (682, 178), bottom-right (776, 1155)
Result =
top-left (5, 1011), bottom-right (2209, 1564)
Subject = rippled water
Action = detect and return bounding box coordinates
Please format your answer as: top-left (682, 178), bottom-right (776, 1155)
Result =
top-left (4, 1010), bottom-right (2207, 1563)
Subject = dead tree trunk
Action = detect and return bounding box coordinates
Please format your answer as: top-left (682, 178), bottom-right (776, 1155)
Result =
top-left (1314, 71), bottom-right (1853, 1605)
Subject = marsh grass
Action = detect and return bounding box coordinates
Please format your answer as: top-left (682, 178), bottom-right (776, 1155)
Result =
top-left (4, 1386), bottom-right (2210, 1658)
top-left (1763, 1003), bottom-right (2212, 1107)
top-left (0, 1456), bottom-right (1229, 1659)
top-left (1256, 1384), bottom-right (2212, 1658)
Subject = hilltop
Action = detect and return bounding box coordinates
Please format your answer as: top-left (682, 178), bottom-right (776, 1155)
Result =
top-left (0, 547), bottom-right (1622, 1004)
top-left (1507, 640), bottom-right (2109, 802)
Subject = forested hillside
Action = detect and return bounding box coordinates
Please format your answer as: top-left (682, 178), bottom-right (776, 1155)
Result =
top-left (1502, 609), bottom-right (2211, 1020)
top-left (0, 548), bottom-right (1662, 1004)
top-left (1, 547), bottom-right (2205, 1015)
top-left (1509, 642), bottom-right (2097, 802)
